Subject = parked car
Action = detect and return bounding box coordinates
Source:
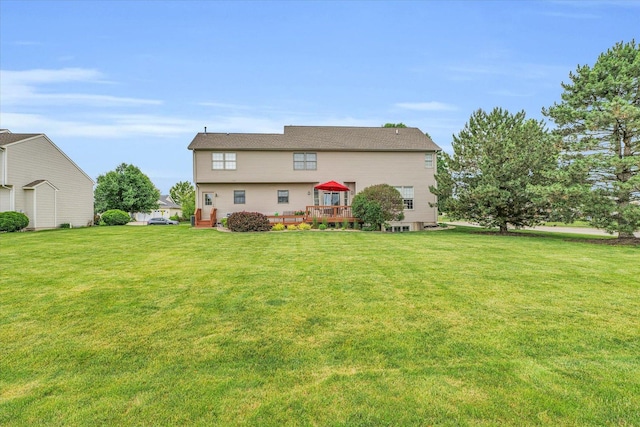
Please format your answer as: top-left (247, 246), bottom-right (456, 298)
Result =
top-left (147, 217), bottom-right (179, 225)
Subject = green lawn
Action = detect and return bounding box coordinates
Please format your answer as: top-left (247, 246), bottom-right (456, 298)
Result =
top-left (1, 225), bottom-right (638, 426)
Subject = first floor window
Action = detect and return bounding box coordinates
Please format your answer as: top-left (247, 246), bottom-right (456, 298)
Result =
top-left (204, 193), bottom-right (213, 206)
top-left (234, 190), bottom-right (245, 204)
top-left (395, 186), bottom-right (414, 210)
top-left (293, 152), bottom-right (317, 170)
top-left (213, 152), bottom-right (236, 170)
top-left (278, 190), bottom-right (289, 204)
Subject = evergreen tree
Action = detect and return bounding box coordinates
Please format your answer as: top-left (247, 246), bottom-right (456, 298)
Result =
top-left (431, 108), bottom-right (558, 234)
top-left (543, 40), bottom-right (640, 238)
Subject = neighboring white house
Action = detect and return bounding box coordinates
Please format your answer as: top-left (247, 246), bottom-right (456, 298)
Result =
top-left (134, 195), bottom-right (182, 222)
top-left (0, 130), bottom-right (94, 230)
top-left (188, 125), bottom-right (442, 231)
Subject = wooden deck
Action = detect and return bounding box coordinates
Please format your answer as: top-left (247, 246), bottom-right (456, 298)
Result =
top-left (268, 205), bottom-right (358, 225)
top-left (193, 206), bottom-right (359, 228)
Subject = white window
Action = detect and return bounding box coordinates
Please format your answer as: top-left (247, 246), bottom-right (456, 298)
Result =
top-left (395, 186), bottom-right (414, 210)
top-left (204, 193), bottom-right (213, 206)
top-left (212, 152), bottom-right (236, 170)
top-left (293, 153), bottom-right (317, 170)
top-left (425, 153), bottom-right (434, 168)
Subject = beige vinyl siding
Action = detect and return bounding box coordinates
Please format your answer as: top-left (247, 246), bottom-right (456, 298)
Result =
top-left (194, 149), bottom-right (438, 225)
top-left (6, 136), bottom-right (93, 228)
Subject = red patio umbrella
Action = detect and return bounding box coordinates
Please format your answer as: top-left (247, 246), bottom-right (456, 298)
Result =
top-left (314, 180), bottom-right (350, 192)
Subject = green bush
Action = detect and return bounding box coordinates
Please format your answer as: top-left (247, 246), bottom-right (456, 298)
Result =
top-left (221, 217), bottom-right (228, 228)
top-left (227, 211), bottom-right (271, 232)
top-left (287, 224), bottom-right (298, 231)
top-left (271, 223), bottom-right (285, 231)
top-left (100, 209), bottom-right (131, 226)
top-left (318, 224), bottom-right (327, 230)
top-left (169, 214), bottom-right (180, 221)
top-left (312, 217), bottom-right (319, 229)
top-left (352, 184), bottom-right (404, 231)
top-left (298, 223), bottom-right (311, 230)
top-left (60, 223), bottom-right (71, 229)
top-left (0, 211), bottom-right (29, 232)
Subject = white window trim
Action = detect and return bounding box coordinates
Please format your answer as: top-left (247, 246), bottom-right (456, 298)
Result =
top-left (212, 152), bottom-right (237, 170)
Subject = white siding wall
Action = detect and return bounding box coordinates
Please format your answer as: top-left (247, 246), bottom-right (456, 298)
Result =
top-left (7, 136), bottom-right (94, 228)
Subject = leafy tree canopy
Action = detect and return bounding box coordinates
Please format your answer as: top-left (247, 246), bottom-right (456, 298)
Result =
top-left (431, 108), bottom-right (558, 234)
top-left (94, 163), bottom-right (160, 215)
top-left (382, 123), bottom-right (408, 128)
top-left (543, 40), bottom-right (640, 238)
top-left (352, 184), bottom-right (404, 231)
top-left (169, 181), bottom-right (195, 220)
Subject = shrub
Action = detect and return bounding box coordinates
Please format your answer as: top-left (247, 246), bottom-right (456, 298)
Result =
top-left (312, 217), bottom-right (319, 229)
top-left (318, 224), bottom-right (327, 230)
top-left (298, 223), bottom-right (311, 230)
top-left (60, 223), bottom-right (71, 229)
top-left (322, 217), bottom-right (329, 227)
top-left (342, 218), bottom-right (350, 229)
top-left (351, 184), bottom-right (404, 231)
top-left (353, 221), bottom-right (360, 230)
top-left (100, 209), bottom-right (131, 226)
top-left (221, 217), bottom-right (228, 228)
top-left (0, 211), bottom-right (29, 232)
top-left (227, 211), bottom-right (271, 232)
top-left (287, 224), bottom-right (298, 231)
top-left (272, 223), bottom-right (285, 231)
top-left (170, 215), bottom-right (180, 221)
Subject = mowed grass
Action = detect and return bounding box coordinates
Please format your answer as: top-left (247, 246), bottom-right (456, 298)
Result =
top-left (1, 225), bottom-right (638, 426)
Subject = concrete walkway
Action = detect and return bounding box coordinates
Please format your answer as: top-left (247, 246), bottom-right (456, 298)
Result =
top-left (445, 221), bottom-right (640, 238)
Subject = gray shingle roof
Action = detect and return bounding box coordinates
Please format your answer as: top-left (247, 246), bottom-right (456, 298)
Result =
top-left (0, 133), bottom-right (42, 147)
top-left (188, 126), bottom-right (441, 152)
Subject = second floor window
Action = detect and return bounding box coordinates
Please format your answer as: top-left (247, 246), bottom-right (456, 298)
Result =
top-left (425, 153), bottom-right (434, 168)
top-left (212, 152), bottom-right (236, 170)
top-left (293, 152), bottom-right (317, 170)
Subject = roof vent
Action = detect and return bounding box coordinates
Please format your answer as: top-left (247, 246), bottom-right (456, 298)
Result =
top-left (395, 129), bottom-right (399, 135)
top-left (204, 126), bottom-right (207, 134)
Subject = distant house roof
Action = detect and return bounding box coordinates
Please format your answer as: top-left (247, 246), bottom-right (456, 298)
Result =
top-left (188, 126), bottom-right (441, 152)
top-left (159, 195), bottom-right (181, 209)
top-left (0, 132), bottom-right (43, 146)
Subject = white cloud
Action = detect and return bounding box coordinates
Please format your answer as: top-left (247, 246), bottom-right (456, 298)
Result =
top-left (394, 102), bottom-right (457, 112)
top-left (0, 68), bottom-right (161, 107)
top-left (0, 112), bottom-right (198, 138)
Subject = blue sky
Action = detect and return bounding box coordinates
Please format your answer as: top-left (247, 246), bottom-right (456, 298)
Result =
top-left (1, 0), bottom-right (639, 193)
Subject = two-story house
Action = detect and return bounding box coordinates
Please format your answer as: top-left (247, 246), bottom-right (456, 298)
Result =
top-left (0, 130), bottom-right (94, 230)
top-left (188, 125), bottom-right (441, 231)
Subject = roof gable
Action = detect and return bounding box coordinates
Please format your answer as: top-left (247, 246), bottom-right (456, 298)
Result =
top-left (0, 131), bottom-right (94, 183)
top-left (188, 126), bottom-right (441, 152)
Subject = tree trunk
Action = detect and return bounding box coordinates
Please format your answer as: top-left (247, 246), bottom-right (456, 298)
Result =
top-left (499, 224), bottom-right (509, 234)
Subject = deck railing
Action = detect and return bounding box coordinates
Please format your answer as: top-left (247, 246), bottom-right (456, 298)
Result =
top-left (266, 206), bottom-right (357, 225)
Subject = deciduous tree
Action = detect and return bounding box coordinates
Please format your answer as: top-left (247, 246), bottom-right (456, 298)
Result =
top-left (169, 180), bottom-right (195, 219)
top-left (431, 108), bottom-right (558, 234)
top-left (94, 163), bottom-right (160, 215)
top-left (543, 40), bottom-right (640, 238)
